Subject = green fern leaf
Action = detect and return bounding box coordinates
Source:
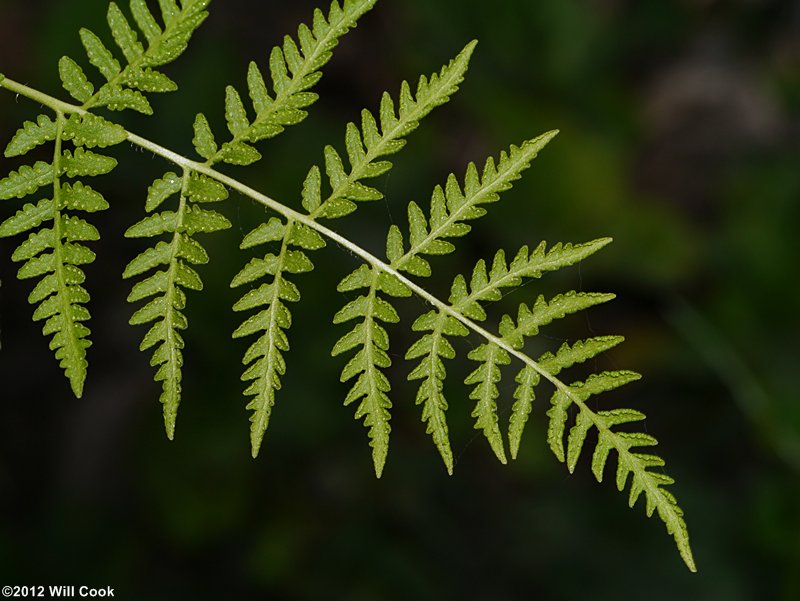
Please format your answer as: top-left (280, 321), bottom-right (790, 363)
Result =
top-left (406, 313), bottom-right (468, 473)
top-left (192, 114), bottom-right (217, 160)
top-left (61, 181), bottom-right (111, 212)
top-left (59, 0), bottom-right (209, 113)
top-left (145, 172), bottom-right (182, 212)
top-left (507, 335), bottom-right (624, 458)
top-left (224, 86), bottom-right (249, 137)
top-left (124, 168), bottom-right (229, 437)
top-left (107, 2), bottom-right (145, 64)
top-left (95, 85), bottom-right (153, 114)
top-left (5, 115), bottom-right (58, 158)
top-left (129, 0), bottom-right (160, 43)
top-left (0, 109), bottom-right (120, 397)
top-left (230, 218), bottom-right (321, 457)
top-left (391, 132), bottom-right (559, 277)
top-left (508, 365), bottom-right (539, 459)
top-left (0, 162), bottom-right (54, 199)
top-left (79, 28), bottom-right (122, 81)
top-left (465, 342), bottom-right (511, 462)
top-left (60, 148), bottom-right (117, 177)
top-left (545, 378), bottom-right (695, 571)
top-left (59, 57), bottom-right (95, 104)
top-left (311, 40), bottom-right (477, 220)
top-left (62, 113), bottom-right (127, 148)
top-left (537, 335), bottom-right (625, 376)
top-left (201, 0), bottom-right (378, 166)
top-left (0, 0), bottom-right (698, 570)
top-left (332, 264), bottom-right (408, 477)
top-left (0, 200), bottom-right (55, 238)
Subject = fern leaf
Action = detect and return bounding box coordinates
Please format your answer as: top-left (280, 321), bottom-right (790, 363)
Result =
top-left (0, 162), bottom-right (54, 200)
top-left (79, 28), bottom-right (122, 81)
top-left (507, 335), bottom-right (625, 458)
top-left (61, 0), bottom-right (209, 112)
top-left (545, 376), bottom-right (696, 571)
top-left (537, 335), bottom-right (625, 376)
top-left (406, 313), bottom-right (468, 473)
top-left (62, 113), bottom-right (127, 148)
top-left (124, 168), bottom-right (229, 437)
top-left (508, 366), bottom-right (539, 459)
top-left (60, 148), bottom-right (117, 177)
top-left (392, 132), bottom-right (559, 276)
top-left (465, 342), bottom-right (510, 462)
top-left (0, 112), bottom-right (120, 397)
top-left (233, 42), bottom-right (475, 465)
top-left (332, 264), bottom-right (409, 477)
top-left (230, 217), bottom-right (324, 457)
top-left (59, 57), bottom-right (95, 104)
top-left (192, 114), bottom-right (217, 160)
top-left (107, 2), bottom-right (145, 64)
top-left (5, 115), bottom-right (58, 158)
top-left (199, 0), bottom-right (377, 167)
top-left (303, 40), bottom-right (477, 220)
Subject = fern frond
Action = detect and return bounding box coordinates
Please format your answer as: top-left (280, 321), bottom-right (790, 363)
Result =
top-left (230, 217), bottom-right (324, 457)
top-left (465, 342), bottom-right (511, 462)
top-left (59, 0), bottom-right (209, 114)
top-left (331, 264), bottom-right (410, 477)
top-left (305, 40), bottom-right (477, 220)
top-left (406, 308), bottom-right (470, 473)
top-left (390, 131), bottom-right (558, 277)
top-left (195, 0), bottom-right (378, 166)
top-left (123, 169), bottom-right (230, 437)
top-left (0, 1), bottom-right (697, 571)
top-left (544, 372), bottom-right (696, 571)
top-left (0, 112), bottom-right (124, 396)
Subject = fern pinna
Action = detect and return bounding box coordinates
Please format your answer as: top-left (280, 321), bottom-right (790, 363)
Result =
top-left (0, 0), bottom-right (696, 570)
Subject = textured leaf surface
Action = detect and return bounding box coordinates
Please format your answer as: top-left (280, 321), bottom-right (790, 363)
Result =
top-left (544, 376), bottom-right (696, 571)
top-left (124, 166), bottom-right (225, 438)
top-left (230, 218), bottom-right (319, 458)
top-left (59, 0), bottom-right (210, 113)
top-left (0, 110), bottom-right (110, 397)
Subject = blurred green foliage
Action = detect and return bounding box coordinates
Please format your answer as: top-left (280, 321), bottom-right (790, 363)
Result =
top-left (1, 0), bottom-right (798, 599)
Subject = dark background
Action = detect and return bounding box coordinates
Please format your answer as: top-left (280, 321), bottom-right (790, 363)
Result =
top-left (1, 0), bottom-right (799, 599)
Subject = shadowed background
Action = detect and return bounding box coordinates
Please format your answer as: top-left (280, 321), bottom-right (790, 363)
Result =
top-left (1, 0), bottom-right (798, 599)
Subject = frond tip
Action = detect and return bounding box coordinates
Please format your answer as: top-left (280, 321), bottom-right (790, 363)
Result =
top-left (545, 373), bottom-right (696, 572)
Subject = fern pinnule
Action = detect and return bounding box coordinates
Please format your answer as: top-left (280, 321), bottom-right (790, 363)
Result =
top-left (392, 131), bottom-right (559, 278)
top-left (234, 41), bottom-right (476, 462)
top-left (123, 169), bottom-right (230, 437)
top-left (193, 0), bottom-right (378, 167)
top-left (332, 264), bottom-right (411, 477)
top-left (0, 111), bottom-right (125, 397)
top-left (231, 217), bottom-right (325, 457)
top-left (59, 0), bottom-right (210, 114)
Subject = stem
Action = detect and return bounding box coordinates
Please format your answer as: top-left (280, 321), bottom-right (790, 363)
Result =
top-left (0, 74), bottom-right (615, 416)
top-left (0, 74), bottom-right (583, 403)
top-left (2, 78), bottom-right (84, 115)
